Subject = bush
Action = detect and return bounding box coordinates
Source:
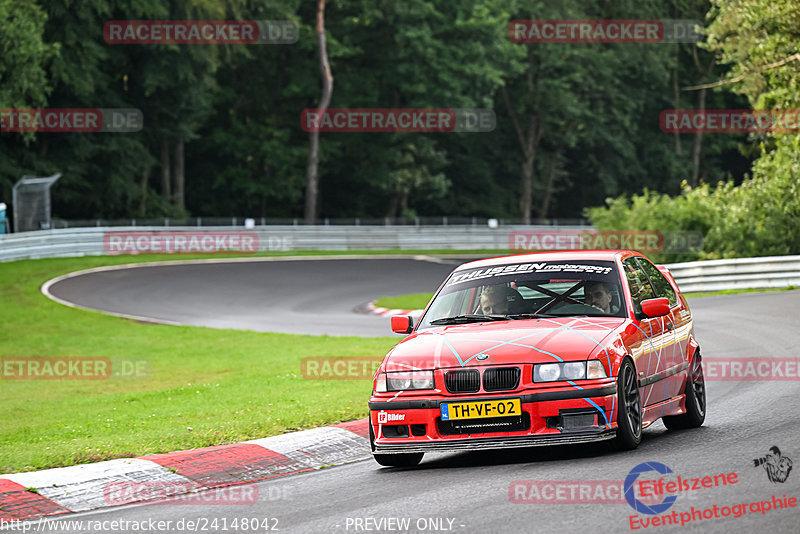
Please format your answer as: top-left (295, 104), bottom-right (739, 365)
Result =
top-left (586, 135), bottom-right (800, 263)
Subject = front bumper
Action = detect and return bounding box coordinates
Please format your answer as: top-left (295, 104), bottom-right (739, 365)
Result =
top-left (370, 383), bottom-right (618, 454)
top-left (373, 428), bottom-right (615, 454)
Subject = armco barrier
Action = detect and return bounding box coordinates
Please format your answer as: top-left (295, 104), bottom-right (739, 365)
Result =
top-left (0, 227), bottom-right (798, 293)
top-left (0, 225), bottom-right (568, 262)
top-left (664, 255), bottom-right (800, 293)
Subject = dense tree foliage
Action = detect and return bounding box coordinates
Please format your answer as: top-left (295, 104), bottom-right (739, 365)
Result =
top-left (589, 0), bottom-right (800, 260)
top-left (0, 0), bottom-right (784, 233)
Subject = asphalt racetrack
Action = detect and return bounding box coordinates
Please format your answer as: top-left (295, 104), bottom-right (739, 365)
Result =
top-left (39, 258), bottom-right (800, 533)
top-left (46, 256), bottom-right (469, 336)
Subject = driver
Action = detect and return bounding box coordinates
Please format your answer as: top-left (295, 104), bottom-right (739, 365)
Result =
top-left (585, 282), bottom-right (612, 314)
top-left (479, 285), bottom-right (522, 315)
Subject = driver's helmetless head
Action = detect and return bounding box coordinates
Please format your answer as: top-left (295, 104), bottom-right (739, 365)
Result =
top-left (479, 285), bottom-right (519, 315)
top-left (585, 282), bottom-right (612, 313)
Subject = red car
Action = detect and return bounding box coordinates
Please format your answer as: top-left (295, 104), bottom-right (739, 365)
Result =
top-left (369, 250), bottom-right (706, 467)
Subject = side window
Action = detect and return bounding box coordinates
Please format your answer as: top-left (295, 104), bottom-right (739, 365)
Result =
top-left (622, 258), bottom-right (656, 316)
top-left (637, 258), bottom-right (677, 307)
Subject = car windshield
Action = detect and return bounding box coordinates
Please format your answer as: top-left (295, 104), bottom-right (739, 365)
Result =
top-left (419, 259), bottom-right (626, 328)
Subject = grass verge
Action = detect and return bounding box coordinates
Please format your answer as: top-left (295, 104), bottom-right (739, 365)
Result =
top-left (374, 293), bottom-right (433, 310)
top-left (0, 253), bottom-right (411, 473)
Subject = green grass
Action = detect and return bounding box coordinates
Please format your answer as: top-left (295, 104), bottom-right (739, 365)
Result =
top-left (374, 293), bottom-right (434, 310)
top-left (0, 253), bottom-right (411, 473)
top-left (372, 285), bottom-right (799, 311)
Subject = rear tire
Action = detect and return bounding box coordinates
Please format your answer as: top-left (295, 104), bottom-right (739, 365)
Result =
top-left (663, 353), bottom-right (706, 430)
top-left (613, 358), bottom-right (642, 450)
top-left (370, 421), bottom-right (424, 467)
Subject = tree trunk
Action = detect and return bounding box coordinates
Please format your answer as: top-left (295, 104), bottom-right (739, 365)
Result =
top-left (689, 52), bottom-right (715, 186)
top-left (501, 85), bottom-right (543, 225)
top-left (386, 193), bottom-right (399, 219)
top-left (304, 0), bottom-right (334, 224)
top-left (691, 86), bottom-right (707, 186)
top-left (161, 141), bottom-right (171, 203)
top-left (537, 150), bottom-right (561, 220)
top-left (519, 151), bottom-right (535, 224)
top-left (672, 59), bottom-right (682, 155)
top-left (173, 138), bottom-right (185, 209)
top-left (139, 168), bottom-right (150, 216)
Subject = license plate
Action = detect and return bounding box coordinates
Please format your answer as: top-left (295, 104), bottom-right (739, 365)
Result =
top-left (440, 398), bottom-right (521, 421)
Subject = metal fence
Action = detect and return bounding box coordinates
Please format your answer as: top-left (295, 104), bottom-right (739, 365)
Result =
top-left (49, 216), bottom-right (589, 228)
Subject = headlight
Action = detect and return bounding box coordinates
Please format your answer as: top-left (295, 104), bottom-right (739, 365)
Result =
top-left (533, 361), bottom-right (608, 382)
top-left (377, 371), bottom-right (435, 392)
top-left (536, 363), bottom-right (561, 382)
top-left (562, 362), bottom-right (585, 380)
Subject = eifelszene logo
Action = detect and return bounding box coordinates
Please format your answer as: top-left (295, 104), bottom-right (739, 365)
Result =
top-left (625, 462), bottom-right (678, 515)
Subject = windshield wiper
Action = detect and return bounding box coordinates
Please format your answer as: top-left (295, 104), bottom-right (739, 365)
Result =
top-left (429, 314), bottom-right (509, 325)
top-left (503, 313), bottom-right (559, 319)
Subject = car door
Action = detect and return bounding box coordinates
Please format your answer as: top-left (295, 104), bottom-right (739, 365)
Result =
top-left (636, 258), bottom-right (685, 399)
top-left (622, 258), bottom-right (669, 407)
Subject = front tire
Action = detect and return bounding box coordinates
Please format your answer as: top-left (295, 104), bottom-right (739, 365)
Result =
top-left (370, 421), bottom-right (424, 467)
top-left (663, 353), bottom-right (706, 430)
top-left (614, 358), bottom-right (642, 450)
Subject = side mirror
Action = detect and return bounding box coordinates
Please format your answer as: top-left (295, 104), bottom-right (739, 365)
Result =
top-left (641, 297), bottom-right (670, 318)
top-left (391, 315), bottom-right (414, 334)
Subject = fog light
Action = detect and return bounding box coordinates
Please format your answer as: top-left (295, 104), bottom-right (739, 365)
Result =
top-left (587, 360), bottom-right (608, 379)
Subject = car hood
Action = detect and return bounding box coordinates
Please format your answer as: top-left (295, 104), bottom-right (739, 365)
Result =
top-left (383, 317), bottom-right (625, 371)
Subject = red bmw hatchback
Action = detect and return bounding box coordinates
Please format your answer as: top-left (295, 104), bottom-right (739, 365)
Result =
top-left (369, 250), bottom-right (706, 467)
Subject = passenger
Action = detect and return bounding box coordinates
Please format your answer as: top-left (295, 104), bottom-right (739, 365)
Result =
top-left (585, 282), bottom-right (613, 314)
top-left (479, 285), bottom-right (522, 315)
